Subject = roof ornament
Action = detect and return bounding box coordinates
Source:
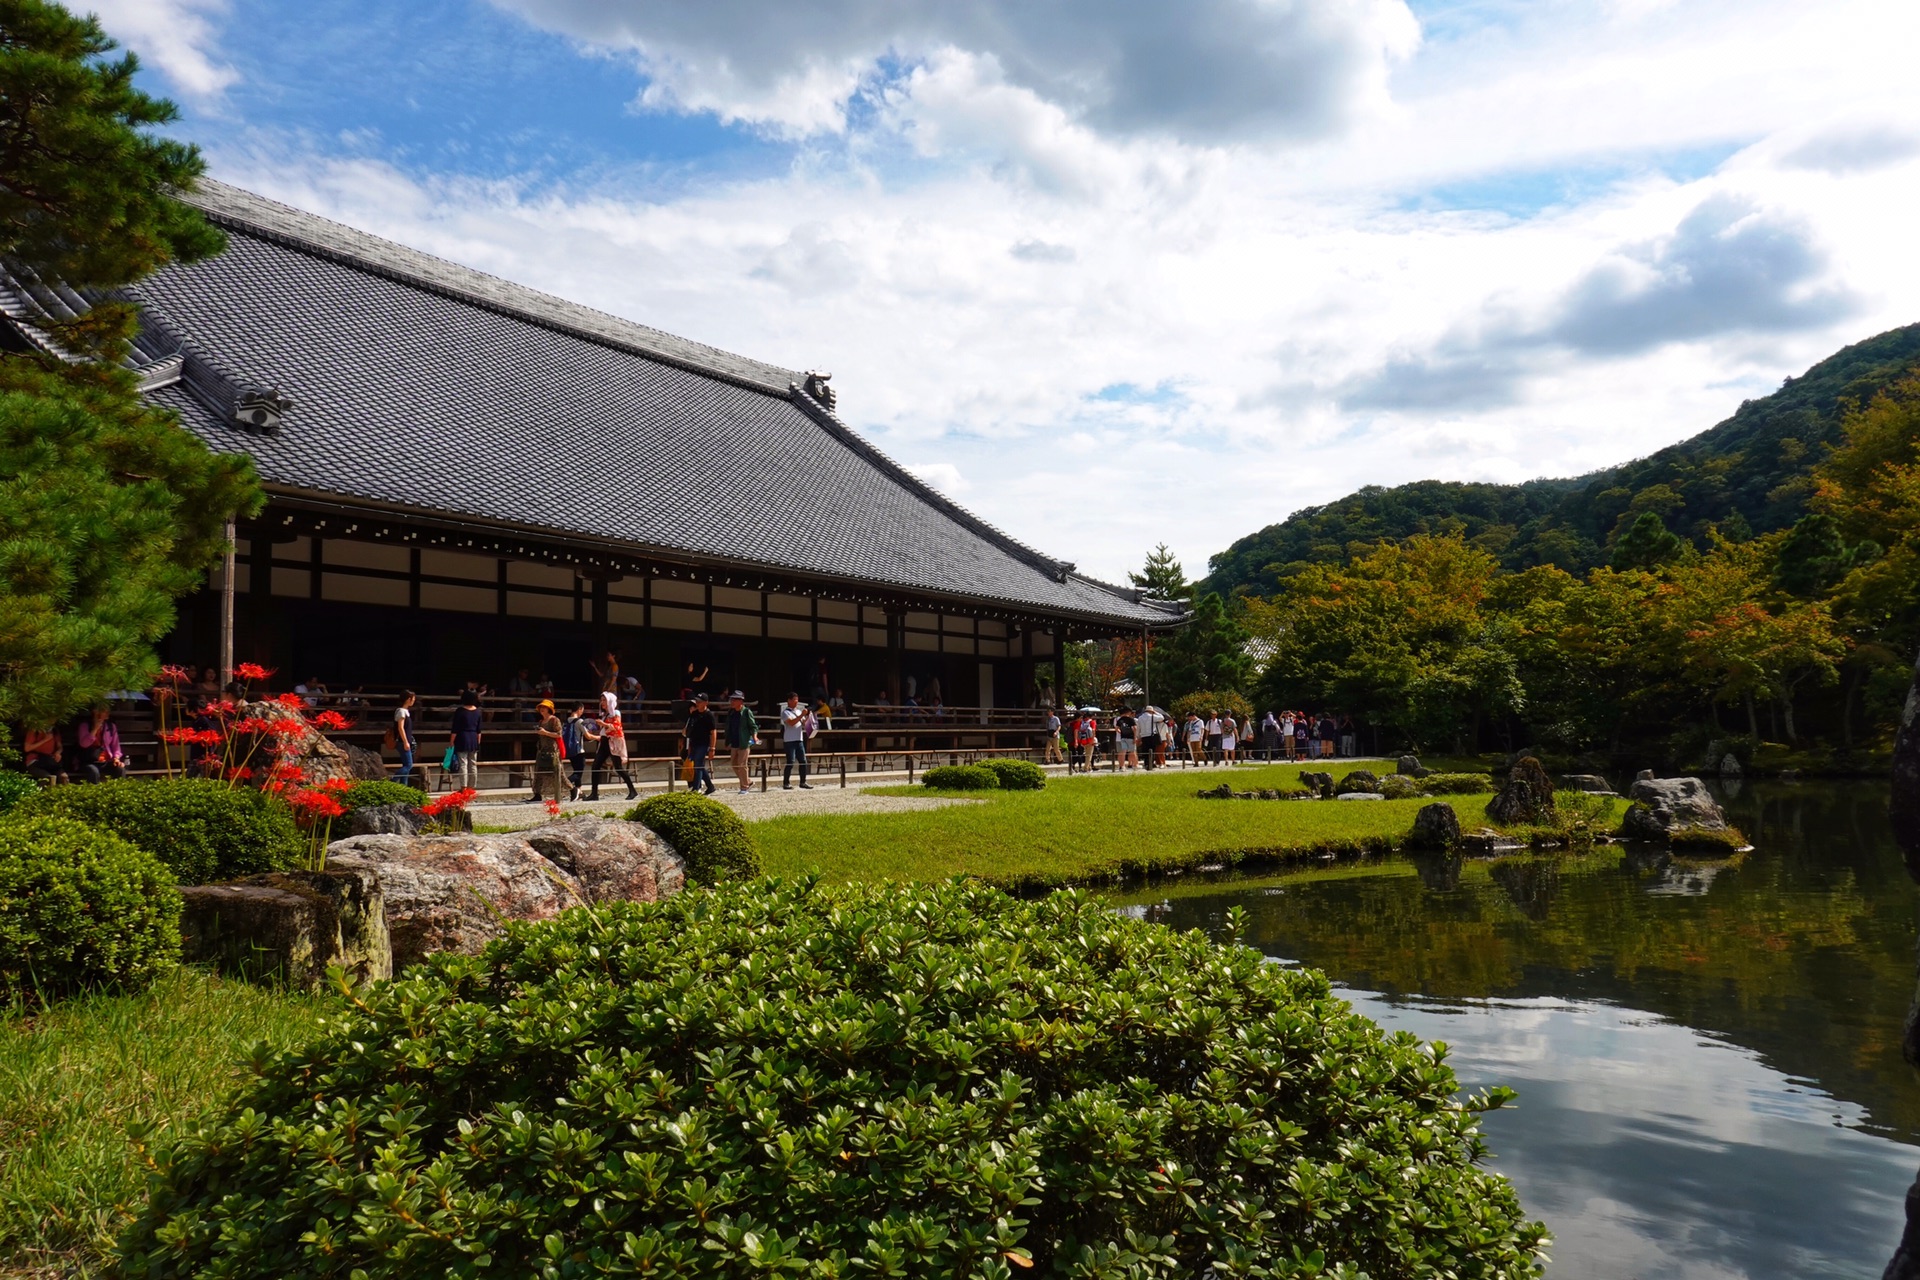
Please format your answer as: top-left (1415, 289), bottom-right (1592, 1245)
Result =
top-left (802, 370), bottom-right (836, 411)
top-left (233, 385), bottom-right (296, 434)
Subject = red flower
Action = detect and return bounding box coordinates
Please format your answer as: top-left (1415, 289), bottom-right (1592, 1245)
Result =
top-left (544, 799), bottom-right (562, 818)
top-left (267, 763), bottom-right (309, 785)
top-left (287, 790), bottom-right (347, 822)
top-left (274, 692), bottom-right (307, 710)
top-left (231, 717), bottom-right (275, 736)
top-left (423, 787), bottom-right (478, 817)
top-left (161, 727), bottom-right (226, 746)
top-left (159, 664), bottom-right (193, 685)
top-left (235, 662), bottom-right (274, 682)
top-left (224, 765), bottom-right (255, 782)
top-left (318, 777), bottom-right (356, 794)
top-left (311, 710), bottom-right (352, 730)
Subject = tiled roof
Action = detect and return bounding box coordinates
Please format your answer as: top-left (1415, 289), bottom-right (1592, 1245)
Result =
top-left (119, 182), bottom-right (1178, 629)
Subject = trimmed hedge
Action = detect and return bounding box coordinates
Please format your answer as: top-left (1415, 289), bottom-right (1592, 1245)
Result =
top-left (0, 771), bottom-right (35, 815)
top-left (117, 880), bottom-right (1547, 1278)
top-left (341, 779), bottom-right (428, 811)
top-left (15, 779), bottom-right (301, 884)
top-left (0, 815), bottom-right (181, 999)
top-left (625, 791), bottom-right (761, 885)
top-left (978, 758), bottom-right (1046, 790)
top-left (1421, 772), bottom-right (1498, 795)
top-left (921, 763), bottom-right (999, 790)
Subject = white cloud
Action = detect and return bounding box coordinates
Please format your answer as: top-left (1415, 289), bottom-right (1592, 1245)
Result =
top-left (90, 0), bottom-right (238, 100)
top-left (901, 462), bottom-right (969, 496)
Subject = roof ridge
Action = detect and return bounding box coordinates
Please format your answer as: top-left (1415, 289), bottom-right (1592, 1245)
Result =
top-left (178, 179), bottom-right (801, 396)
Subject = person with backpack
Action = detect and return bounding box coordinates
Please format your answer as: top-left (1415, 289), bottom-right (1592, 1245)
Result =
top-left (781, 691), bottom-right (814, 789)
top-left (725, 690), bottom-right (759, 793)
top-left (683, 692), bottom-right (718, 795)
top-left (448, 691), bottom-right (483, 791)
top-left (1114, 707), bottom-right (1138, 770)
top-left (566, 703), bottom-right (595, 798)
top-left (1073, 708), bottom-right (1098, 772)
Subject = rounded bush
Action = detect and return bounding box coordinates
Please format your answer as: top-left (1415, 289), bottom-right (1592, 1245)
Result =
top-left (1421, 772), bottom-right (1498, 795)
top-left (341, 779), bottom-right (428, 811)
top-left (977, 758), bottom-right (1046, 790)
top-left (624, 791), bottom-right (761, 885)
top-left (0, 771), bottom-right (36, 815)
top-left (15, 778), bottom-right (302, 884)
top-left (921, 763), bottom-right (999, 790)
top-left (118, 880), bottom-right (1546, 1277)
top-left (1377, 774), bottom-right (1420, 800)
top-left (0, 815), bottom-right (181, 999)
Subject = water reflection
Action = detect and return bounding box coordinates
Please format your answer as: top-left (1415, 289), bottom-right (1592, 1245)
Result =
top-left (1107, 782), bottom-right (1920, 1279)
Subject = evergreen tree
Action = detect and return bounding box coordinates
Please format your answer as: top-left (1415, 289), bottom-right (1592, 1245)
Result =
top-left (1153, 592), bottom-right (1252, 703)
top-left (1609, 511), bottom-right (1687, 572)
top-left (1129, 543), bottom-right (1192, 601)
top-left (0, 0), bottom-right (258, 727)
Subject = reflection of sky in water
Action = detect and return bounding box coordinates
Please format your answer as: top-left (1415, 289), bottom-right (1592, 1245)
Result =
top-left (1347, 990), bottom-right (1914, 1279)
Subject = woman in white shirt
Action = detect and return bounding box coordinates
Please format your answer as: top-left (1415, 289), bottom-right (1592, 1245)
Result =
top-left (1185, 713), bottom-right (1205, 765)
top-left (1220, 714), bottom-right (1238, 765)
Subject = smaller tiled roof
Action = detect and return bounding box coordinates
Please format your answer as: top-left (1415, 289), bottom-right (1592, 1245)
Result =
top-left (104, 181), bottom-right (1179, 630)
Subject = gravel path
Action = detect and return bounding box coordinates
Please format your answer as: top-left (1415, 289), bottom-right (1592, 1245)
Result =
top-left (473, 784), bottom-right (980, 830)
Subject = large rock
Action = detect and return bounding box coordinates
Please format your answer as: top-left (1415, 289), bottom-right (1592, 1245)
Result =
top-left (231, 700), bottom-right (356, 784)
top-left (1486, 756), bottom-right (1557, 826)
top-left (1335, 770), bottom-right (1379, 795)
top-left (1408, 802), bottom-right (1462, 849)
top-left (344, 803), bottom-right (430, 837)
top-left (180, 865), bottom-right (389, 989)
top-left (339, 741), bottom-right (390, 782)
top-left (1396, 755), bottom-right (1423, 776)
top-left (328, 818), bottom-right (684, 970)
top-left (1718, 753), bottom-right (1743, 778)
top-left (1298, 771), bottom-right (1334, 798)
top-left (1561, 774), bottom-right (1614, 795)
top-left (1618, 776), bottom-right (1733, 844)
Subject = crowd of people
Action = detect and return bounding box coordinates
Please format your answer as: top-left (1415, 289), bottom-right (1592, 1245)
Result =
top-left (1043, 706), bottom-right (1359, 771)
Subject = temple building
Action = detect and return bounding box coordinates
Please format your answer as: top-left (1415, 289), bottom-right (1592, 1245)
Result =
top-left (19, 181), bottom-right (1183, 747)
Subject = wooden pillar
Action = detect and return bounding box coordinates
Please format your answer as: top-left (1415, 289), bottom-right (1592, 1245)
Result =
top-left (218, 519), bottom-right (236, 687)
top-left (1052, 628), bottom-right (1066, 707)
top-left (887, 607), bottom-right (904, 704)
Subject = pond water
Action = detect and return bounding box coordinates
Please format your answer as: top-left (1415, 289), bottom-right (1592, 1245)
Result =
top-left (1106, 781), bottom-right (1920, 1279)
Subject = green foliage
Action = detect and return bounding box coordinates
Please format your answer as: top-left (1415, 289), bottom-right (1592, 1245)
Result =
top-left (340, 779), bottom-right (427, 812)
top-left (0, 814), bottom-right (179, 999)
top-left (625, 791), bottom-right (761, 885)
top-left (1377, 774), bottom-right (1420, 800)
top-left (1206, 322), bottom-right (1920, 595)
top-left (0, 772), bottom-right (35, 814)
top-left (1128, 542), bottom-right (1192, 602)
top-left (921, 763), bottom-right (1000, 790)
top-left (1169, 689), bottom-right (1254, 723)
top-left (117, 879), bottom-right (1548, 1278)
top-left (1152, 591), bottom-right (1252, 702)
top-left (1421, 772), bottom-right (1499, 795)
top-left (1609, 511), bottom-right (1688, 571)
top-left (14, 778), bottom-right (301, 884)
top-left (977, 758), bottom-right (1046, 791)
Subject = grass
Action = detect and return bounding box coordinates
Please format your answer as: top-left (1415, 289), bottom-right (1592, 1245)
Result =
top-left (755, 762), bottom-right (1538, 890)
top-left (0, 968), bottom-right (329, 1277)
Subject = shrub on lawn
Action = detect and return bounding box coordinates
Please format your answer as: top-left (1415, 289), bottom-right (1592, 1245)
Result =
top-left (922, 762), bottom-right (1000, 790)
top-left (117, 879), bottom-right (1548, 1278)
top-left (625, 791), bottom-right (761, 885)
top-left (978, 758), bottom-right (1047, 790)
top-left (0, 771), bottom-right (35, 815)
top-left (1421, 772), bottom-right (1498, 795)
top-left (1378, 774), bottom-right (1421, 800)
top-left (0, 815), bottom-right (181, 1000)
top-left (340, 779), bottom-right (428, 811)
top-left (14, 779), bottom-right (301, 884)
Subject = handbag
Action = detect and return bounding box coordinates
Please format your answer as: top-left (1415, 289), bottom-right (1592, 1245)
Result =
top-left (442, 746), bottom-right (457, 770)
top-left (680, 756), bottom-right (696, 783)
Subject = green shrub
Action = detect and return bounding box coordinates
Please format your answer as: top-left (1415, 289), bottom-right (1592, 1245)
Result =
top-left (978, 757), bottom-right (1047, 790)
top-left (1377, 774), bottom-right (1420, 800)
top-left (15, 779), bottom-right (301, 885)
top-left (921, 763), bottom-right (999, 790)
top-left (341, 779), bottom-right (427, 811)
top-left (1421, 772), bottom-right (1497, 795)
top-left (117, 879), bottom-right (1547, 1278)
top-left (0, 771), bottom-right (35, 815)
top-left (0, 815), bottom-right (181, 999)
top-left (625, 791), bottom-right (761, 885)
top-left (1170, 689), bottom-right (1253, 723)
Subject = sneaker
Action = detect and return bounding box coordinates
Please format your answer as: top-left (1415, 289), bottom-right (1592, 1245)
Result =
top-left (738, 785), bottom-right (752, 793)
top-left (783, 783), bottom-right (793, 790)
top-left (626, 787), bottom-right (638, 800)
top-left (800, 783), bottom-right (814, 789)
top-left (704, 785), bottom-right (716, 795)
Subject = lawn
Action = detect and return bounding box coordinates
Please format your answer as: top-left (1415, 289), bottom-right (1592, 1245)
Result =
top-left (756, 761), bottom-right (1523, 889)
top-left (0, 968), bottom-right (328, 1276)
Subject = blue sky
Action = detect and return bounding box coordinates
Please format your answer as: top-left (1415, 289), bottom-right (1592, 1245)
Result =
top-left (98, 0), bottom-right (1920, 581)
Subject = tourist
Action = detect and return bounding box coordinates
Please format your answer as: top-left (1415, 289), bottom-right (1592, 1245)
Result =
top-left (567, 703), bottom-right (595, 798)
top-left (591, 650), bottom-right (621, 695)
top-left (811, 657), bottom-right (831, 703)
top-left (1261, 711), bottom-right (1281, 761)
top-left (1204, 712), bottom-right (1223, 766)
top-left (509, 667), bottom-right (535, 721)
top-left (1295, 714), bottom-right (1310, 761)
top-left (591, 692), bottom-right (637, 801)
top-left (1073, 708), bottom-right (1098, 772)
top-left (1318, 713), bottom-right (1339, 759)
top-left (620, 674), bottom-right (645, 714)
top-left (1136, 704), bottom-right (1163, 770)
top-left (781, 691), bottom-right (813, 789)
top-left (23, 725), bottom-right (66, 785)
top-left (75, 707), bottom-right (128, 782)
top-left (1339, 714), bottom-right (1358, 757)
top-left (1043, 707), bottom-right (1064, 764)
top-left (532, 698), bottom-right (566, 803)
top-left (1220, 711), bottom-right (1239, 766)
top-left (391, 690), bottom-right (418, 786)
top-left (1185, 712), bottom-right (1205, 765)
top-left (1115, 706), bottom-right (1138, 770)
top-left (725, 690), bottom-right (758, 793)
top-left (193, 666), bottom-right (220, 705)
top-left (449, 691), bottom-right (483, 791)
top-left (294, 675), bottom-right (326, 708)
top-left (1281, 711), bottom-right (1297, 761)
top-left (684, 692), bottom-right (718, 795)
top-left (829, 687), bottom-right (848, 719)
top-left (680, 662), bottom-right (710, 700)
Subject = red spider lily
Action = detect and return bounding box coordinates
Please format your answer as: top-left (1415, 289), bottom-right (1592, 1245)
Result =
top-left (223, 766), bottom-right (255, 782)
top-left (158, 664), bottom-right (193, 685)
top-left (311, 709), bottom-right (352, 731)
top-left (235, 662), bottom-right (274, 682)
top-left (287, 790), bottom-right (347, 822)
top-left (266, 763), bottom-right (309, 785)
top-left (230, 717), bottom-right (276, 736)
top-left (544, 799), bottom-right (562, 818)
top-left (318, 777), bottom-right (356, 794)
top-left (267, 719), bottom-right (308, 739)
top-left (423, 788), bottom-right (478, 817)
top-left (160, 727), bottom-right (224, 746)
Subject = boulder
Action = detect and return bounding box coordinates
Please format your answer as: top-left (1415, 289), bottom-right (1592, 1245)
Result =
top-left (1719, 753), bottom-right (1743, 778)
top-left (230, 700), bottom-right (356, 784)
top-left (1408, 802), bottom-right (1461, 849)
top-left (1336, 792), bottom-right (1384, 801)
top-left (344, 803), bottom-right (430, 838)
top-left (1619, 776), bottom-right (1736, 846)
top-left (179, 865), bottom-right (388, 989)
top-left (1298, 771), bottom-right (1334, 798)
top-left (339, 741), bottom-right (390, 782)
top-left (1560, 774), bottom-right (1613, 794)
top-left (1486, 756), bottom-right (1557, 826)
top-left (1198, 783), bottom-right (1237, 800)
top-left (1396, 755), bottom-right (1423, 776)
top-left (1335, 770), bottom-right (1380, 795)
top-left (328, 819), bottom-right (684, 970)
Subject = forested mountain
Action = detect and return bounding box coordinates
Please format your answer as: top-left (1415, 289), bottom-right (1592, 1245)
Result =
top-left (1206, 323), bottom-right (1920, 596)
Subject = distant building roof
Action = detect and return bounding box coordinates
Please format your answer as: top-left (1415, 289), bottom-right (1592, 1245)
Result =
top-left (74, 181), bottom-right (1179, 631)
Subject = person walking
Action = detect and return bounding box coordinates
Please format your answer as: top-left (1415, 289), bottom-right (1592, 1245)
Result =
top-left (1136, 704), bottom-right (1163, 770)
top-left (725, 691), bottom-right (759, 793)
top-left (683, 692), bottom-right (718, 795)
top-left (1281, 711), bottom-right (1297, 762)
top-left (1318, 713), bottom-right (1339, 759)
top-left (1073, 708), bottom-right (1098, 772)
top-left (1185, 712), bottom-right (1205, 766)
top-left (1220, 712), bottom-right (1239, 766)
top-left (1114, 706), bottom-right (1138, 770)
top-left (391, 690), bottom-right (418, 786)
top-left (1204, 712), bottom-right (1223, 766)
top-left (780, 691), bottom-right (813, 789)
top-left (1044, 707), bottom-right (1064, 765)
top-left (449, 691), bottom-right (483, 791)
top-left (566, 703), bottom-right (595, 798)
top-left (591, 692), bottom-right (638, 800)
top-left (532, 698), bottom-right (566, 803)
top-left (1294, 714), bottom-right (1310, 761)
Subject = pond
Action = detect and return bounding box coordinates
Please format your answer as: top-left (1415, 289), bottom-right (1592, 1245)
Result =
top-left (1107, 780), bottom-right (1919, 1279)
